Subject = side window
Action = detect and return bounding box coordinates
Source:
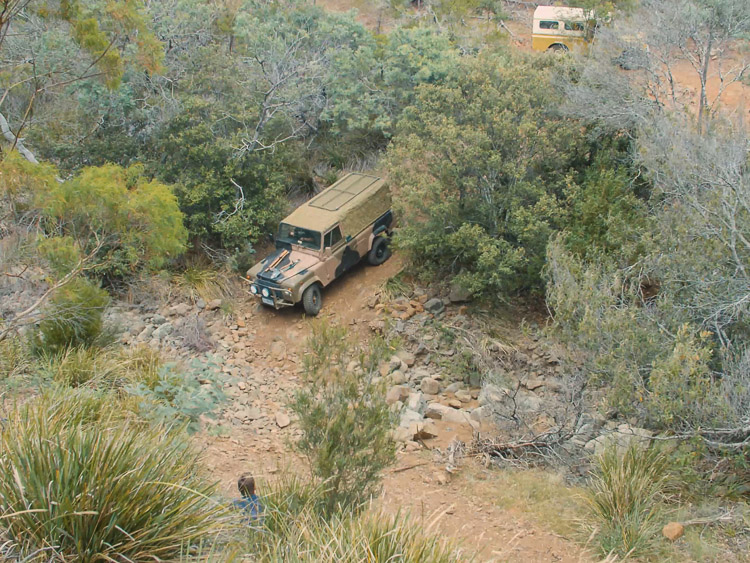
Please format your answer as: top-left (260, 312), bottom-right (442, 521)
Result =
top-left (324, 226), bottom-right (343, 248)
top-left (539, 20), bottom-right (559, 30)
top-left (565, 21), bottom-right (584, 31)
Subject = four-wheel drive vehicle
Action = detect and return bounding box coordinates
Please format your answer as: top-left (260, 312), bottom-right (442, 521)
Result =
top-left (245, 173), bottom-right (393, 316)
top-left (532, 6), bottom-right (595, 53)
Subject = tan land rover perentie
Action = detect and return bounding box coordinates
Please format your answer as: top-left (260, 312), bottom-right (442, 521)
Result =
top-left (245, 173), bottom-right (393, 316)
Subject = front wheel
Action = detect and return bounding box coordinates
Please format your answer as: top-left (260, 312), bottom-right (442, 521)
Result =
top-left (302, 284), bottom-right (322, 316)
top-left (367, 236), bottom-right (391, 266)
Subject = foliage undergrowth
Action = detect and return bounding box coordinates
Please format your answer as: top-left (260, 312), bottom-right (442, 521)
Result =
top-left (0, 390), bottom-right (228, 562)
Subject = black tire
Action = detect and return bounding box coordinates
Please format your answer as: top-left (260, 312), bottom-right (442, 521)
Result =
top-left (548, 44), bottom-right (569, 53)
top-left (302, 284), bottom-right (322, 316)
top-left (367, 236), bottom-right (391, 266)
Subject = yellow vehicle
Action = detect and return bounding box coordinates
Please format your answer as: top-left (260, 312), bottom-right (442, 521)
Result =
top-left (531, 6), bottom-right (595, 53)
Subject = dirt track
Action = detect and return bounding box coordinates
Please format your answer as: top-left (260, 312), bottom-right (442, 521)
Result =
top-left (194, 251), bottom-right (591, 562)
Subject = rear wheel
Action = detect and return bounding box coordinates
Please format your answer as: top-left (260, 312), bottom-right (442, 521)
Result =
top-left (367, 236), bottom-right (391, 266)
top-left (548, 43), bottom-right (569, 53)
top-left (302, 284), bottom-right (322, 316)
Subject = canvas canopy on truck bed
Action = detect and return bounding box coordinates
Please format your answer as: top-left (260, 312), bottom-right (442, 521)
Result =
top-left (283, 173), bottom-right (390, 237)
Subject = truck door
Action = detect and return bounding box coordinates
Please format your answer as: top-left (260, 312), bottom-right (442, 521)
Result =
top-left (322, 225), bottom-right (345, 283)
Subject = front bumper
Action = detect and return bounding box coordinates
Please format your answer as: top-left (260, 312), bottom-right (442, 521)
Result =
top-left (247, 280), bottom-right (295, 309)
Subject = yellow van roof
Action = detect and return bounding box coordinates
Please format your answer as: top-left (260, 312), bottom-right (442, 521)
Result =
top-left (282, 173), bottom-right (390, 234)
top-left (533, 6), bottom-right (590, 20)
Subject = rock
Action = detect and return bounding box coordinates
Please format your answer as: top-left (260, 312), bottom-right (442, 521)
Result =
top-left (207, 299), bottom-right (222, 311)
top-left (388, 355), bottom-right (402, 372)
top-left (424, 298), bottom-right (444, 314)
top-left (425, 403), bottom-right (471, 425)
top-left (522, 377), bottom-right (545, 391)
top-left (138, 326), bottom-right (155, 340)
top-left (406, 392), bottom-right (425, 413)
top-left (170, 303), bottom-right (192, 317)
top-left (399, 408), bottom-right (424, 428)
top-left (420, 377), bottom-right (440, 395)
top-left (151, 314), bottom-right (167, 326)
top-left (434, 469), bottom-right (452, 485)
top-left (386, 385), bottom-right (411, 405)
top-left (455, 390), bottom-right (472, 403)
top-left (448, 283), bottom-right (472, 303)
top-left (396, 350), bottom-right (416, 367)
top-left (444, 382), bottom-right (463, 394)
top-left (662, 522), bottom-right (684, 541)
top-left (470, 405), bottom-right (492, 423)
top-left (152, 322), bottom-right (174, 340)
top-left (390, 370), bottom-right (407, 385)
top-left (448, 399), bottom-right (462, 409)
top-left (196, 298), bottom-right (206, 309)
top-left (269, 340), bottom-right (286, 361)
top-left (237, 381), bottom-right (247, 391)
top-left (585, 424), bottom-right (654, 455)
top-left (275, 411), bottom-right (291, 428)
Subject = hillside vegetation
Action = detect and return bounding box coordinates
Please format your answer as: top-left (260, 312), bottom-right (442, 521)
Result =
top-left (1, 0), bottom-right (749, 561)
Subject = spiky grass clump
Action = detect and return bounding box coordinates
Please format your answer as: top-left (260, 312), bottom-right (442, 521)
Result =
top-left (0, 335), bottom-right (31, 380)
top-left (173, 258), bottom-right (230, 304)
top-left (245, 475), bottom-right (465, 562)
top-left (0, 391), bottom-right (227, 562)
top-left (584, 444), bottom-right (668, 559)
top-left (39, 344), bottom-right (163, 390)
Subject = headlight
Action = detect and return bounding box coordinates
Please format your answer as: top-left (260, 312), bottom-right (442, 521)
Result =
top-left (261, 287), bottom-right (270, 298)
top-left (250, 285), bottom-right (258, 295)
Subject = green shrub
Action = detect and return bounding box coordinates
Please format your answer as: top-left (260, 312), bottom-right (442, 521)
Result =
top-left (0, 391), bottom-right (227, 561)
top-left (37, 163), bottom-right (187, 278)
top-left (244, 475), bottom-right (464, 562)
top-left (388, 53), bottom-right (589, 296)
top-left (584, 444), bottom-right (668, 559)
top-left (128, 356), bottom-right (227, 433)
top-left (33, 278), bottom-right (112, 355)
top-left (291, 322), bottom-right (396, 517)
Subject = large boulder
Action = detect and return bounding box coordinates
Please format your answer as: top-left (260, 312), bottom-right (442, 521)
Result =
top-left (448, 283), bottom-right (472, 303)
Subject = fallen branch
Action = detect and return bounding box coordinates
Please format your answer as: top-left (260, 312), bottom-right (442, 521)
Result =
top-left (391, 462), bottom-right (428, 474)
top-left (0, 111), bottom-right (38, 164)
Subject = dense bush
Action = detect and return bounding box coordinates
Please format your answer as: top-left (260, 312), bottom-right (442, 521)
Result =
top-left (0, 392), bottom-right (226, 562)
top-left (38, 163), bottom-right (187, 278)
top-left (388, 53), bottom-right (590, 297)
top-left (33, 278), bottom-right (111, 355)
top-left (291, 322), bottom-right (395, 516)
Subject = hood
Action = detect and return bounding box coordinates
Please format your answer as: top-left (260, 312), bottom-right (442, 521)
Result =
top-left (247, 247), bottom-right (319, 286)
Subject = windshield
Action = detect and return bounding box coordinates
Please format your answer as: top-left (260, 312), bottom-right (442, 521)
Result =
top-left (277, 223), bottom-right (321, 250)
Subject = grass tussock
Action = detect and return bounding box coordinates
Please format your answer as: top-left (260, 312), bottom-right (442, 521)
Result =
top-left (39, 344), bottom-right (163, 390)
top-left (241, 476), bottom-right (466, 562)
top-left (584, 444), bottom-right (668, 559)
top-left (0, 390), bottom-right (228, 562)
top-left (173, 258), bottom-right (233, 304)
top-left (0, 335), bottom-right (31, 380)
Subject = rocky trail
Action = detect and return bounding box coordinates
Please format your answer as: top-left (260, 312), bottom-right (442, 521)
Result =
top-left (100, 254), bottom-right (602, 562)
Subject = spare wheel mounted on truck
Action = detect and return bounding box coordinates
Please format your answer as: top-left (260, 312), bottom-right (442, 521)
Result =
top-left (245, 173), bottom-right (393, 316)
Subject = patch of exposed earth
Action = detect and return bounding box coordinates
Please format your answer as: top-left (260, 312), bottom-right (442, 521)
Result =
top-left (92, 254), bottom-right (596, 561)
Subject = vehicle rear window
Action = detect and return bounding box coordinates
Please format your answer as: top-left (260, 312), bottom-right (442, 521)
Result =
top-left (539, 20), bottom-right (559, 30)
top-left (277, 223), bottom-right (321, 250)
top-left (565, 21), bottom-right (585, 31)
